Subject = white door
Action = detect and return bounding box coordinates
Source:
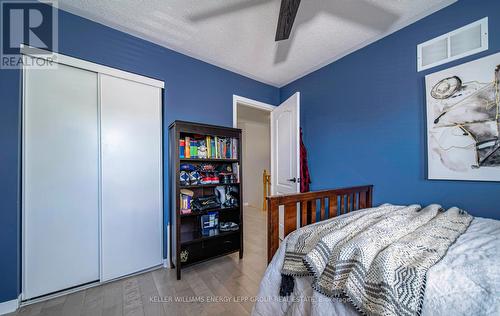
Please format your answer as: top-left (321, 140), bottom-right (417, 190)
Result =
top-left (23, 64), bottom-right (100, 299)
top-left (271, 93), bottom-right (300, 238)
top-left (100, 74), bottom-right (163, 281)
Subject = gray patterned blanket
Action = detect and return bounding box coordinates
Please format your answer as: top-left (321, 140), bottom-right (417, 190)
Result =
top-left (280, 204), bottom-right (473, 316)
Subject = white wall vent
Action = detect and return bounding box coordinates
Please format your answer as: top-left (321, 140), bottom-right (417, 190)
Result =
top-left (417, 17), bottom-right (488, 72)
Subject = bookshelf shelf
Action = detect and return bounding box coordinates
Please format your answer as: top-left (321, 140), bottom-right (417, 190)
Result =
top-left (180, 206), bottom-right (239, 218)
top-left (180, 183), bottom-right (239, 189)
top-left (180, 158), bottom-right (238, 163)
top-left (180, 229), bottom-right (240, 245)
top-left (169, 120), bottom-right (243, 280)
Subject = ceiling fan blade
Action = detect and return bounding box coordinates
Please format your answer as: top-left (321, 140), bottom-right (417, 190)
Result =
top-left (275, 0), bottom-right (301, 41)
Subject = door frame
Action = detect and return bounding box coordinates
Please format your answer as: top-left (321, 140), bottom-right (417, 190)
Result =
top-left (232, 95), bottom-right (275, 128)
top-left (233, 95), bottom-right (274, 205)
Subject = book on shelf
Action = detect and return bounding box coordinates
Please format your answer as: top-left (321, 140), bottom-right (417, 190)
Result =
top-left (190, 139), bottom-right (196, 158)
top-left (214, 136), bottom-right (219, 158)
top-left (222, 138), bottom-right (226, 159)
top-left (210, 138), bottom-right (216, 158)
top-left (232, 138), bottom-right (238, 159)
top-left (185, 136), bottom-right (191, 158)
top-left (179, 139), bottom-right (185, 158)
top-left (206, 136), bottom-right (211, 158)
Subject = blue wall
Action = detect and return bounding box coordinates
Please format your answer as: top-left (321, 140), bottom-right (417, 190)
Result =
top-left (281, 0), bottom-right (500, 220)
top-left (0, 5), bottom-right (278, 303)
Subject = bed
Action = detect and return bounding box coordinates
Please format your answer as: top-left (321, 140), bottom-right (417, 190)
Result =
top-left (253, 186), bottom-right (500, 316)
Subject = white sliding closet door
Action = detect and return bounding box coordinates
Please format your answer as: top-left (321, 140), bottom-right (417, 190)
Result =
top-left (23, 64), bottom-right (100, 299)
top-left (100, 74), bottom-right (163, 281)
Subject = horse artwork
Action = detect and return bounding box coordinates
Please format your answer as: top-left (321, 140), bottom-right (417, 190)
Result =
top-left (425, 52), bottom-right (500, 181)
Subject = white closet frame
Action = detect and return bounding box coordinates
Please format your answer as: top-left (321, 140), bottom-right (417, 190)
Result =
top-left (20, 45), bottom-right (164, 88)
top-left (20, 45), bottom-right (165, 304)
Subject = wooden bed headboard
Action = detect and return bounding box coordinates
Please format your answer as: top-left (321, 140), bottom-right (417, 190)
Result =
top-left (266, 185), bottom-right (373, 263)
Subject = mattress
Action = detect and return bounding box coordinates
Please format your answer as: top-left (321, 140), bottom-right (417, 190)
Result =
top-left (252, 215), bottom-right (500, 316)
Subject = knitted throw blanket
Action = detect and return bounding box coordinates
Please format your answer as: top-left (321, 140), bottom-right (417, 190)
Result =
top-left (280, 204), bottom-right (473, 316)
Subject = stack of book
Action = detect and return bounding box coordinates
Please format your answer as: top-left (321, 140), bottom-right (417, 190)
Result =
top-left (179, 135), bottom-right (238, 159)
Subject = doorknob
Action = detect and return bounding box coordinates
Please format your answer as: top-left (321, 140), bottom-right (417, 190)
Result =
top-left (287, 177), bottom-right (297, 183)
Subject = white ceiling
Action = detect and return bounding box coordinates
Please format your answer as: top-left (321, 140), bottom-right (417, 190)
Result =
top-left (58, 0), bottom-right (457, 87)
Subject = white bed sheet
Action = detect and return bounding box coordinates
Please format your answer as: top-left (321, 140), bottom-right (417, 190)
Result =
top-left (252, 216), bottom-right (500, 316)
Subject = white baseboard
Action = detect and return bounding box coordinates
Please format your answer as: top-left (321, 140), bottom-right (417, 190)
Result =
top-left (0, 296), bottom-right (20, 315)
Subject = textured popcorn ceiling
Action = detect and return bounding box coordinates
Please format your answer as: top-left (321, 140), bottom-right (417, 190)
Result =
top-left (59, 0), bottom-right (457, 87)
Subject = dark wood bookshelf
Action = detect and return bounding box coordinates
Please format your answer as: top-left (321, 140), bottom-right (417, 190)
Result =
top-left (169, 120), bottom-right (243, 280)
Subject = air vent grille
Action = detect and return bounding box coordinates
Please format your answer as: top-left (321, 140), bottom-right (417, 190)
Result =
top-left (417, 17), bottom-right (488, 72)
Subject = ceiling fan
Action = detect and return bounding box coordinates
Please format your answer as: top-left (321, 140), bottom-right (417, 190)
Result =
top-left (275, 0), bottom-right (301, 41)
top-left (189, 0), bottom-right (398, 62)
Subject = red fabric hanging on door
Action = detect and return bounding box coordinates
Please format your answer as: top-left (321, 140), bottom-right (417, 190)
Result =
top-left (300, 128), bottom-right (311, 193)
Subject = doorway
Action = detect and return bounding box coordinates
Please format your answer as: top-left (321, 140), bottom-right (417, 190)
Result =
top-left (233, 96), bottom-right (273, 211)
top-left (233, 93), bottom-right (300, 258)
